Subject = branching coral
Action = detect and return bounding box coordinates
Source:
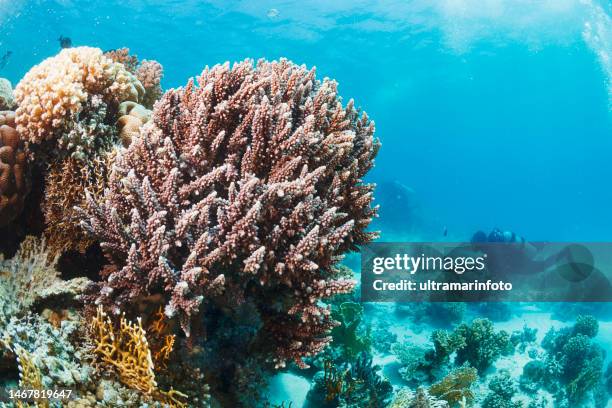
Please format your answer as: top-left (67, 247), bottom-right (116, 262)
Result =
top-left (15, 46), bottom-right (143, 148)
top-left (0, 78), bottom-right (16, 110)
top-left (104, 48), bottom-right (139, 73)
top-left (89, 306), bottom-right (188, 407)
top-left (481, 370), bottom-right (522, 408)
top-left (0, 110), bottom-right (29, 226)
top-left (538, 315), bottom-right (606, 406)
top-left (453, 318), bottom-right (513, 373)
top-left (0, 236), bottom-right (60, 324)
top-left (136, 60), bottom-right (164, 109)
top-left (81, 58), bottom-right (379, 368)
top-left (42, 150), bottom-right (114, 253)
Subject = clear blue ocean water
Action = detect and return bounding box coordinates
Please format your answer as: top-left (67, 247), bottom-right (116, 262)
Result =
top-left (2, 0), bottom-right (611, 242)
top-left (1, 1), bottom-right (611, 407)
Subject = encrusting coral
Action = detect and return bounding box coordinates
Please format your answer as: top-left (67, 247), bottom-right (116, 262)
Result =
top-left (0, 78), bottom-right (16, 110)
top-left (0, 110), bottom-right (29, 227)
top-left (116, 100), bottom-right (151, 146)
top-left (81, 58), bottom-right (380, 368)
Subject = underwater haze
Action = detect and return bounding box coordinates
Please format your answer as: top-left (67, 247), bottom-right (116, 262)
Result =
top-left (2, 0), bottom-right (612, 241)
top-left (1, 0), bottom-right (612, 407)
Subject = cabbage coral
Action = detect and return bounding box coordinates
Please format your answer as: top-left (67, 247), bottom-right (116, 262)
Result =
top-left (81, 58), bottom-right (379, 367)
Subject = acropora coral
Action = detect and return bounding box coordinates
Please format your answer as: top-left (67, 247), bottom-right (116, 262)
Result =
top-left (81, 58), bottom-right (379, 369)
top-left (0, 78), bottom-right (16, 110)
top-left (136, 60), bottom-right (164, 109)
top-left (0, 110), bottom-right (29, 226)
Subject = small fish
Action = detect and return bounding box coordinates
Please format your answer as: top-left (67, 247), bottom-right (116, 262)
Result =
top-left (267, 8), bottom-right (279, 19)
top-left (0, 51), bottom-right (12, 70)
top-left (58, 35), bottom-right (72, 49)
top-left (443, 226), bottom-right (448, 237)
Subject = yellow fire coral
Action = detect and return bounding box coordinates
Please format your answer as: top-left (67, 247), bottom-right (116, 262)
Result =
top-left (42, 151), bottom-right (113, 253)
top-left (90, 306), bottom-right (187, 407)
top-left (14, 46), bottom-right (144, 146)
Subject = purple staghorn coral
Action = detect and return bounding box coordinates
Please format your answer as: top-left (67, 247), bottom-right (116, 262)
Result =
top-left (81, 58), bottom-right (379, 367)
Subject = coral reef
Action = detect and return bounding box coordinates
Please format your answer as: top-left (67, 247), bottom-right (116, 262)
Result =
top-left (13, 47), bottom-right (146, 253)
top-left (533, 315), bottom-right (608, 406)
top-left (306, 352), bottom-right (392, 408)
top-left (0, 110), bottom-right (29, 227)
top-left (0, 78), bottom-right (16, 110)
top-left (81, 58), bottom-right (379, 369)
top-left (481, 370), bottom-right (522, 408)
top-left (329, 302), bottom-right (372, 360)
top-left (453, 318), bottom-right (513, 373)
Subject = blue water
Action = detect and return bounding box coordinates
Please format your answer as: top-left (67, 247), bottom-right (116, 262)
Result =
top-left (1, 1), bottom-right (611, 406)
top-left (2, 0), bottom-right (610, 241)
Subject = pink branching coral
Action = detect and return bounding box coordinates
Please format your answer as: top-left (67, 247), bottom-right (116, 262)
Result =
top-left (81, 59), bottom-right (379, 367)
top-left (136, 60), bottom-right (164, 109)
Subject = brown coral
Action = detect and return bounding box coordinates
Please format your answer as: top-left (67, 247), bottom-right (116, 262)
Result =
top-left (42, 150), bottom-right (114, 253)
top-left (0, 110), bottom-right (29, 226)
top-left (136, 60), bottom-right (164, 109)
top-left (0, 78), bottom-right (16, 110)
top-left (14, 46), bottom-right (144, 148)
top-left (81, 58), bottom-right (379, 367)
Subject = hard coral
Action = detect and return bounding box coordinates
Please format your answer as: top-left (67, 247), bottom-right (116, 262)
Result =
top-left (14, 46), bottom-right (143, 148)
top-left (90, 306), bottom-right (188, 407)
top-left (104, 47), bottom-right (139, 73)
top-left (117, 101), bottom-right (151, 146)
top-left (0, 110), bottom-right (29, 226)
top-left (136, 60), bottom-right (164, 109)
top-left (82, 58), bottom-right (379, 367)
top-left (0, 78), bottom-right (16, 110)
top-left (42, 150), bottom-right (114, 253)
top-left (0, 236), bottom-right (59, 324)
